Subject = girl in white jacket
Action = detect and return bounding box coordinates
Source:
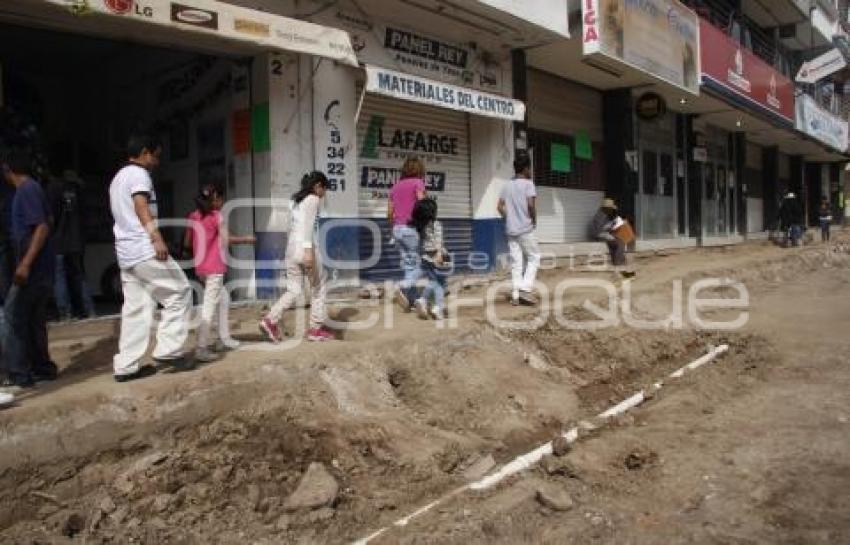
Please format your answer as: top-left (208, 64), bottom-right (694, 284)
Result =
top-left (259, 171), bottom-right (333, 343)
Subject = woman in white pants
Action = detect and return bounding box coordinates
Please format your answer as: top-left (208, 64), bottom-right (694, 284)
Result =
top-left (259, 171), bottom-right (333, 343)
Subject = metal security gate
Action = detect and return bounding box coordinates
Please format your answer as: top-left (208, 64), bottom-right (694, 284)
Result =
top-left (745, 142), bottom-right (764, 233)
top-left (356, 94), bottom-right (473, 280)
top-left (526, 69), bottom-right (604, 243)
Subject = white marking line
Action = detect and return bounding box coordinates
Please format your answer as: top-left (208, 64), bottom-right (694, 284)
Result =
top-left (352, 343), bottom-right (730, 544)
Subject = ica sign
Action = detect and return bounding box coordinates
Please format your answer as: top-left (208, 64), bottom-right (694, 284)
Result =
top-left (583, 0), bottom-right (600, 53)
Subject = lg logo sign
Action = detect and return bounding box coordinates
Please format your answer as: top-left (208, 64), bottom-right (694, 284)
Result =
top-left (103, 0), bottom-right (153, 17)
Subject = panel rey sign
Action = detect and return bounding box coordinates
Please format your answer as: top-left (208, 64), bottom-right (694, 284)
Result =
top-left (582, 0), bottom-right (700, 95)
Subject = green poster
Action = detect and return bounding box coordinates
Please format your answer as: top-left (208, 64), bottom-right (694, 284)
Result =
top-left (251, 102), bottom-right (271, 153)
top-left (551, 143), bottom-right (571, 173)
top-left (575, 130), bottom-right (593, 160)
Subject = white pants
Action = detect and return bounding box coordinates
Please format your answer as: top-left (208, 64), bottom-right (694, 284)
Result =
top-left (266, 248), bottom-right (327, 329)
top-left (197, 274), bottom-right (231, 349)
top-left (507, 232), bottom-right (541, 297)
top-left (113, 257), bottom-right (191, 376)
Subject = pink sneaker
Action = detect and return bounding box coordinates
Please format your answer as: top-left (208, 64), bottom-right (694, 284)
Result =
top-left (259, 317), bottom-right (282, 343)
top-left (307, 327), bottom-right (335, 342)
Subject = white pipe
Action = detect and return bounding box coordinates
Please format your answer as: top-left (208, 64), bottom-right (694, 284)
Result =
top-left (352, 343), bottom-right (729, 544)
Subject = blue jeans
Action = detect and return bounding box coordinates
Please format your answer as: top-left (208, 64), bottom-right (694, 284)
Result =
top-left (787, 225), bottom-right (802, 246)
top-left (421, 261), bottom-right (449, 310)
top-left (3, 279), bottom-right (53, 380)
top-left (393, 225), bottom-right (421, 304)
top-left (55, 253), bottom-right (96, 318)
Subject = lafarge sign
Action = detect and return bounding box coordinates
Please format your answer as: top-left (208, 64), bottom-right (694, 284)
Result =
top-left (583, 0), bottom-right (700, 94)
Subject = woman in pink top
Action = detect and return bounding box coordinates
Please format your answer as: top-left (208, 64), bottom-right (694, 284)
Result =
top-left (388, 157), bottom-right (427, 311)
top-left (183, 184), bottom-right (255, 362)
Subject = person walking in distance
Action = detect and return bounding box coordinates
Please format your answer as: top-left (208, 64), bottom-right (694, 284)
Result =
top-left (48, 169), bottom-right (97, 320)
top-left (498, 151), bottom-right (540, 306)
top-left (110, 133), bottom-right (194, 382)
top-left (1, 149), bottom-right (58, 388)
top-left (183, 184), bottom-right (255, 362)
top-left (259, 171), bottom-right (334, 343)
top-left (389, 157), bottom-right (427, 312)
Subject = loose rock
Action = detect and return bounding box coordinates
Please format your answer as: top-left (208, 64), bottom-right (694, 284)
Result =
top-left (283, 463), bottom-right (339, 512)
top-left (61, 512), bottom-right (86, 537)
top-left (552, 436), bottom-right (572, 457)
top-left (462, 454), bottom-right (496, 482)
top-left (535, 484), bottom-right (575, 512)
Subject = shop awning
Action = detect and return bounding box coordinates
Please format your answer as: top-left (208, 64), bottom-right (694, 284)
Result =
top-left (364, 65), bottom-right (525, 122)
top-left (2, 0), bottom-right (357, 65)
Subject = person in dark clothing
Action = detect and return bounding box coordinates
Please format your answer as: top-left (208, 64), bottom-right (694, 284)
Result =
top-left (779, 192), bottom-right (804, 247)
top-left (818, 198), bottom-right (832, 243)
top-left (47, 169), bottom-right (96, 320)
top-left (1, 149), bottom-right (57, 388)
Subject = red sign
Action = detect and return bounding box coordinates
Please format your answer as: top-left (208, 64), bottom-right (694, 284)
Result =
top-left (231, 109), bottom-right (251, 155)
top-left (699, 19), bottom-right (794, 122)
top-left (103, 0), bottom-right (133, 14)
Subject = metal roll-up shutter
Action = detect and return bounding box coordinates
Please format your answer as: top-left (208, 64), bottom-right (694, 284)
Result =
top-left (526, 70), bottom-right (604, 243)
top-left (356, 94), bottom-right (473, 280)
top-left (746, 142), bottom-right (764, 232)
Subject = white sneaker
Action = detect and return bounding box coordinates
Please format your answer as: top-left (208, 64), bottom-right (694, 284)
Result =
top-left (428, 305), bottom-right (444, 321)
top-left (0, 392), bottom-right (15, 407)
top-left (415, 298), bottom-right (429, 319)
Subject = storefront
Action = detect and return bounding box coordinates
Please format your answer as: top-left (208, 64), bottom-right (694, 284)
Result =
top-left (0, 0), bottom-right (356, 302)
top-left (525, 70), bottom-right (604, 246)
top-left (634, 92), bottom-right (680, 240)
top-left (310, 6), bottom-right (526, 279)
top-left (576, 0), bottom-right (700, 249)
top-left (698, 17), bottom-right (796, 243)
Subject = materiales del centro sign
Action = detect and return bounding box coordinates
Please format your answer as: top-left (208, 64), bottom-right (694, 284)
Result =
top-left (365, 66), bottom-right (525, 122)
top-left (582, 0), bottom-right (700, 95)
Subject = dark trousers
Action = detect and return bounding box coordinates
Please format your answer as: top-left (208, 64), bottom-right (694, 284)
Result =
top-left (607, 239), bottom-right (626, 267)
top-left (0, 239), bottom-right (13, 302)
top-left (820, 221), bottom-right (831, 242)
top-left (55, 252), bottom-right (90, 318)
top-left (3, 279), bottom-right (54, 380)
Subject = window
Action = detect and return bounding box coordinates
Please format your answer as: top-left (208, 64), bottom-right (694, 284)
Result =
top-left (660, 153), bottom-right (675, 196)
top-left (527, 128), bottom-right (604, 191)
top-left (643, 150), bottom-right (658, 195)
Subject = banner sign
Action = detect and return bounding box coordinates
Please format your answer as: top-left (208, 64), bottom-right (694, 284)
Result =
top-left (317, 10), bottom-right (510, 94)
top-left (796, 94), bottom-right (849, 152)
top-left (365, 66), bottom-right (526, 122)
top-left (582, 0), bottom-right (700, 95)
top-left (796, 48), bottom-right (847, 84)
top-left (47, 0), bottom-right (358, 65)
top-left (700, 19), bottom-right (794, 122)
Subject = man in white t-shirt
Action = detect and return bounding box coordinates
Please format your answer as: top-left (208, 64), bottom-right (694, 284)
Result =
top-left (110, 133), bottom-right (193, 382)
top-left (498, 151), bottom-right (540, 305)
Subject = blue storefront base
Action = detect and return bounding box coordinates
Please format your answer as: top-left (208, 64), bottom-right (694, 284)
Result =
top-left (254, 217), bottom-right (508, 291)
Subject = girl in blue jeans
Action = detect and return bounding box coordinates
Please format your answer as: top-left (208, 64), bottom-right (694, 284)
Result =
top-left (410, 198), bottom-right (450, 321)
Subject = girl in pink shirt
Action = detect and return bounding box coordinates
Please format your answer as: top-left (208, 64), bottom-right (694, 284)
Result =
top-left (184, 184), bottom-right (255, 362)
